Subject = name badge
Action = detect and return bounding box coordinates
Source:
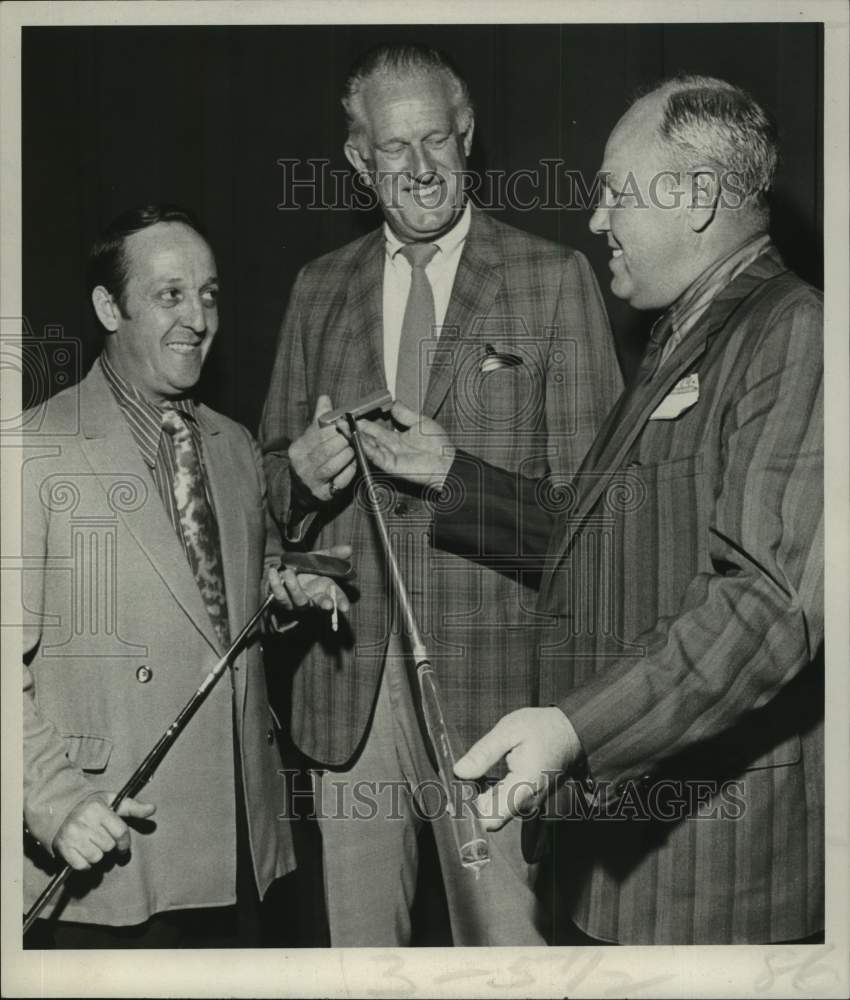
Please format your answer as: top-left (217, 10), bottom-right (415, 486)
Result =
top-left (649, 373), bottom-right (700, 420)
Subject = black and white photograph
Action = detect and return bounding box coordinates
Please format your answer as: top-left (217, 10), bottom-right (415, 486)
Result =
top-left (1, 1), bottom-right (848, 996)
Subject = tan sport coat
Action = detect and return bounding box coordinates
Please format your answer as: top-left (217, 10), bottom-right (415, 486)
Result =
top-left (22, 361), bottom-right (295, 926)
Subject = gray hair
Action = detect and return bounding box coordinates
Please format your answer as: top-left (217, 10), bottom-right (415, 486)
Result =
top-left (341, 44), bottom-right (474, 148)
top-left (645, 75), bottom-right (779, 206)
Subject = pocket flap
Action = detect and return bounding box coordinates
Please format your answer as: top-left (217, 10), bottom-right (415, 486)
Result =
top-left (742, 732), bottom-right (802, 771)
top-left (63, 734), bottom-right (113, 772)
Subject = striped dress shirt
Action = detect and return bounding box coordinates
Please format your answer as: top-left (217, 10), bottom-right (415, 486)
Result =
top-left (98, 354), bottom-right (219, 565)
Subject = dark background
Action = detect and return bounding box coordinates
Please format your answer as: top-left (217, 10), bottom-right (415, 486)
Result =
top-left (19, 22), bottom-right (825, 948)
top-left (22, 22), bottom-right (823, 433)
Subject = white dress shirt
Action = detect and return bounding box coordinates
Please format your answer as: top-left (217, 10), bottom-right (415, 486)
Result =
top-left (381, 202), bottom-right (472, 396)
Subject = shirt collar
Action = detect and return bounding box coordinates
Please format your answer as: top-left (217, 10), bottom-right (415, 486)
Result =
top-left (384, 200), bottom-right (472, 263)
top-left (99, 353), bottom-right (197, 467)
top-left (669, 232), bottom-right (772, 336)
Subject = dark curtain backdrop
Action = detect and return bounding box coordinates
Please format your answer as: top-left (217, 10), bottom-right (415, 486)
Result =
top-left (22, 23), bottom-right (823, 432)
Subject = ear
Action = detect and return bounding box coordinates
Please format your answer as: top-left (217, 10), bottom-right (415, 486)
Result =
top-left (344, 139), bottom-right (373, 186)
top-left (687, 168), bottom-right (720, 233)
top-left (460, 114), bottom-right (475, 156)
top-left (91, 285), bottom-right (122, 332)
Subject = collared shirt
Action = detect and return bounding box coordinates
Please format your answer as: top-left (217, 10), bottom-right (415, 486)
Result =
top-left (658, 233), bottom-right (772, 369)
top-left (99, 354), bottom-right (215, 553)
top-left (381, 200), bottom-right (472, 395)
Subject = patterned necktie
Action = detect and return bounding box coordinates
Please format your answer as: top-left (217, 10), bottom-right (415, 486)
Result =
top-left (160, 408), bottom-right (231, 650)
top-left (395, 243), bottom-right (439, 409)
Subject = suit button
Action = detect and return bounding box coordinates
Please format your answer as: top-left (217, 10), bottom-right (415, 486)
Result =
top-left (393, 501), bottom-right (410, 516)
top-left (266, 728), bottom-right (275, 745)
top-left (136, 666), bottom-right (152, 684)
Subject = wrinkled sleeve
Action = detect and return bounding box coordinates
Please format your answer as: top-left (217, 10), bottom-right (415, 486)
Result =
top-left (22, 452), bottom-right (99, 853)
top-left (258, 268), bottom-right (320, 545)
top-left (559, 297), bottom-right (823, 793)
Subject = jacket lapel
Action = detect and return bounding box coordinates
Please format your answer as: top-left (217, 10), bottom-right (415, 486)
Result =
top-left (200, 408), bottom-right (252, 719)
top-left (539, 247), bottom-right (789, 607)
top-left (78, 365), bottom-right (221, 653)
top-left (424, 206), bottom-right (504, 418)
top-left (199, 409), bottom-right (249, 640)
top-left (337, 229), bottom-right (389, 402)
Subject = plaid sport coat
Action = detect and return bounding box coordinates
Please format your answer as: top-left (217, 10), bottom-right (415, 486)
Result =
top-left (260, 205), bottom-right (623, 766)
top-left (434, 245), bottom-right (824, 943)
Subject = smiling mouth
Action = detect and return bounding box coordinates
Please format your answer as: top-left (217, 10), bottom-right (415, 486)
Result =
top-left (406, 179), bottom-right (445, 206)
top-left (166, 342), bottom-right (201, 355)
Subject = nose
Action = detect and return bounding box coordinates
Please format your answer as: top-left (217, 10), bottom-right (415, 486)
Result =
top-left (182, 293), bottom-right (207, 334)
top-left (589, 202), bottom-right (610, 235)
top-left (409, 142), bottom-right (436, 183)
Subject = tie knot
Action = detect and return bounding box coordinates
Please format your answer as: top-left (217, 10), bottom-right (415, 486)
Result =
top-left (160, 407), bottom-right (187, 435)
top-left (399, 243), bottom-right (439, 269)
top-left (637, 312), bottom-right (676, 383)
top-left (647, 311), bottom-right (675, 349)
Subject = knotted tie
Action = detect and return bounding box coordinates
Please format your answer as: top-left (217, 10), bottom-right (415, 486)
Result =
top-left (395, 242), bottom-right (439, 408)
top-left (637, 311), bottom-right (676, 384)
top-left (160, 408), bottom-right (231, 650)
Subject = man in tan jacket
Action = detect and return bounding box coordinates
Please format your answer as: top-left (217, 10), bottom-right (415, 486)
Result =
top-left (23, 204), bottom-right (347, 948)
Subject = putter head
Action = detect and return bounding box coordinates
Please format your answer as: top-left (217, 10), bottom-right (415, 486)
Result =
top-left (279, 551), bottom-right (355, 581)
top-left (317, 389), bottom-right (393, 428)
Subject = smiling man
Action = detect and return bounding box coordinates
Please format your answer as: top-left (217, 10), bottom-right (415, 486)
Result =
top-left (22, 205), bottom-right (348, 948)
top-left (260, 44), bottom-right (622, 946)
top-left (357, 76), bottom-right (824, 945)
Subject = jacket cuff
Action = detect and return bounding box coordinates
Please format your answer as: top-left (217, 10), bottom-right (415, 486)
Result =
top-left (558, 683), bottom-right (654, 807)
top-left (26, 779), bottom-right (102, 858)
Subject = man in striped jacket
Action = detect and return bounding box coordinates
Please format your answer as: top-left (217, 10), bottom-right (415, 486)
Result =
top-left (359, 75), bottom-right (824, 945)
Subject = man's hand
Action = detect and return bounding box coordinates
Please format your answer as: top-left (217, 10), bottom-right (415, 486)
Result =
top-left (267, 544), bottom-right (353, 626)
top-left (289, 396), bottom-right (356, 502)
top-left (454, 707), bottom-right (583, 831)
top-left (53, 793), bottom-right (156, 870)
top-left (354, 401), bottom-right (455, 489)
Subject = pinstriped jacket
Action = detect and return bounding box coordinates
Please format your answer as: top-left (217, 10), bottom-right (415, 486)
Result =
top-left (260, 205), bottom-right (623, 766)
top-left (434, 245), bottom-right (823, 943)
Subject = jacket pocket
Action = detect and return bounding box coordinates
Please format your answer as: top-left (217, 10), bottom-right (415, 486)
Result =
top-left (62, 734), bottom-right (113, 772)
top-left (743, 734), bottom-right (802, 770)
top-left (615, 454), bottom-right (708, 637)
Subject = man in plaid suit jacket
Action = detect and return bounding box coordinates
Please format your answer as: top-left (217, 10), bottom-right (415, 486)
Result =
top-left (259, 44), bottom-right (622, 945)
top-left (359, 76), bottom-right (824, 945)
